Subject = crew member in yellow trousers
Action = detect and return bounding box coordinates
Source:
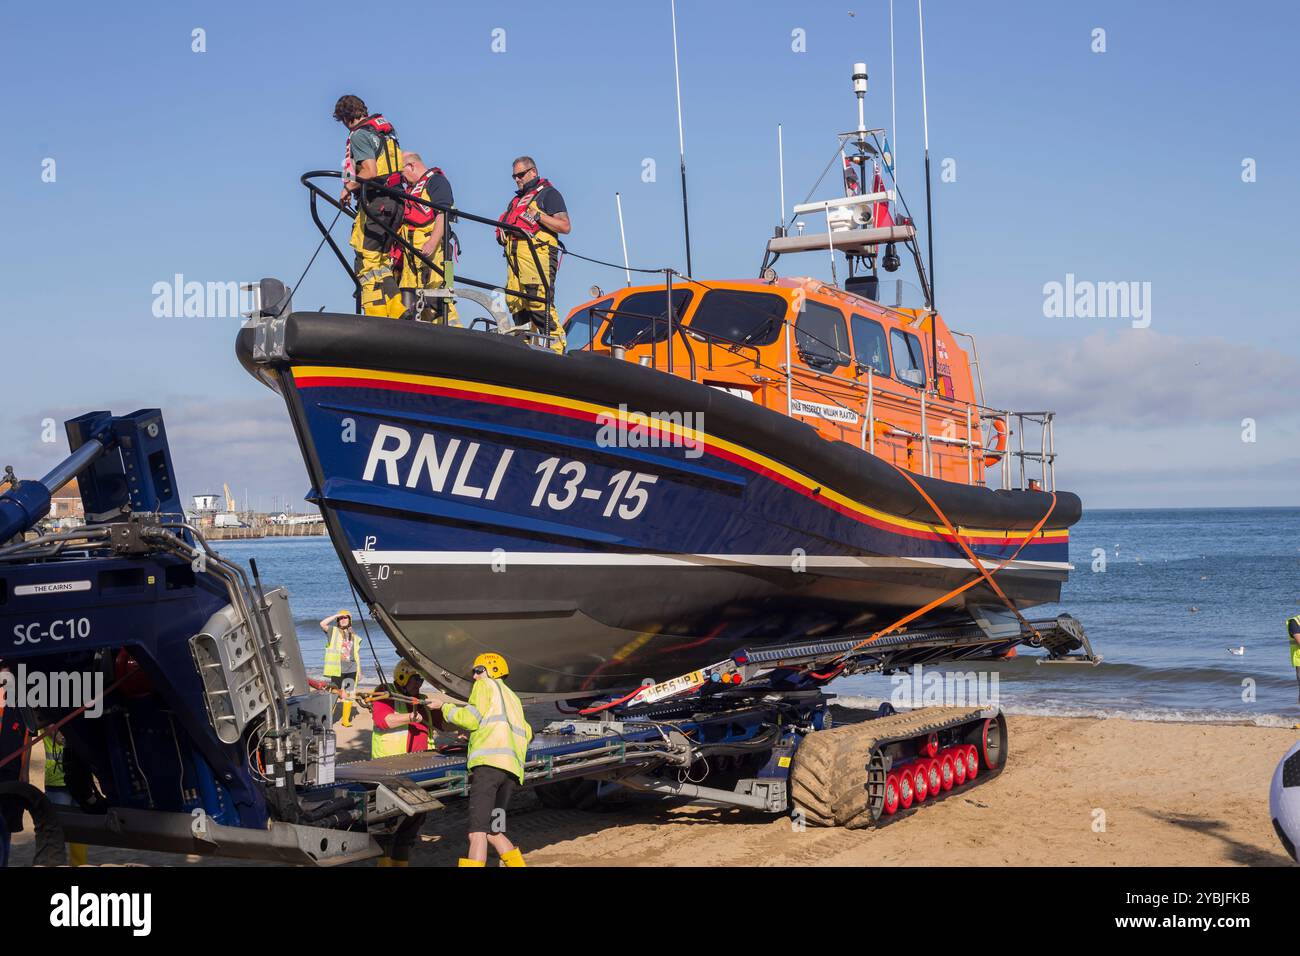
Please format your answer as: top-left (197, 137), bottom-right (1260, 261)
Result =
top-left (395, 152), bottom-right (459, 325)
top-left (497, 156), bottom-right (570, 352)
top-left (334, 94), bottom-right (405, 317)
top-left (427, 653), bottom-right (532, 867)
top-left (43, 731), bottom-right (88, 866)
top-left (320, 610), bottom-right (363, 726)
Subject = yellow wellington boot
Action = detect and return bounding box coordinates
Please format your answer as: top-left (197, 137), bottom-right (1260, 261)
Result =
top-left (341, 699), bottom-right (353, 727)
top-left (458, 858), bottom-right (486, 867)
top-left (499, 848), bottom-right (526, 868)
top-left (68, 843), bottom-right (88, 867)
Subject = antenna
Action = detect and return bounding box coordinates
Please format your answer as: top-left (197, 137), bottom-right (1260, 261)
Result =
top-left (852, 62), bottom-right (869, 141)
top-left (615, 192), bottom-right (632, 287)
top-left (918, 0), bottom-right (940, 389)
top-left (777, 123), bottom-right (786, 235)
top-left (918, 0), bottom-right (936, 312)
top-left (670, 0), bottom-right (694, 276)
top-left (890, 0), bottom-right (898, 193)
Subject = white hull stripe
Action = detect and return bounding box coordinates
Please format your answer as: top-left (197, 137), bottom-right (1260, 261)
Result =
top-left (352, 550), bottom-right (1071, 572)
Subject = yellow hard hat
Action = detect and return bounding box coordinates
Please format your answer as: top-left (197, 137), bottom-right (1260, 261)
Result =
top-left (472, 652), bottom-right (508, 679)
top-left (393, 659), bottom-right (422, 687)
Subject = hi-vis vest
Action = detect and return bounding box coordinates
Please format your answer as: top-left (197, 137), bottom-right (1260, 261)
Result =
top-left (44, 737), bottom-right (66, 789)
top-left (323, 626), bottom-right (358, 678)
top-left (442, 678), bottom-right (532, 783)
top-left (1287, 615), bottom-right (1300, 667)
top-left (371, 698), bottom-right (412, 758)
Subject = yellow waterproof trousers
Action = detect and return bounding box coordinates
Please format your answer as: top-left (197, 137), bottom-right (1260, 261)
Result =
top-left (504, 236), bottom-right (564, 353)
top-left (398, 232), bottom-right (459, 326)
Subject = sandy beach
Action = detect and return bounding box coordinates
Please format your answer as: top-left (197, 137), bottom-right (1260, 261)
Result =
top-left (9, 711), bottom-right (1297, 867)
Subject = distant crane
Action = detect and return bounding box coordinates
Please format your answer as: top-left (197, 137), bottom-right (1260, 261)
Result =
top-left (222, 483), bottom-right (237, 513)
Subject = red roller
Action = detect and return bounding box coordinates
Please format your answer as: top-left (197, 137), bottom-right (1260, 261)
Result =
top-left (924, 758), bottom-right (942, 797)
top-left (884, 772), bottom-right (901, 815)
top-left (912, 762), bottom-right (930, 802)
top-left (897, 768), bottom-right (915, 809)
top-left (919, 732), bottom-right (939, 759)
top-left (938, 751), bottom-right (956, 791)
top-left (950, 747), bottom-right (967, 786)
top-left (963, 743), bottom-right (979, 781)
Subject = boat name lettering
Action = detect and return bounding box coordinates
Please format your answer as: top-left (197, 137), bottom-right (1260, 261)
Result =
top-left (790, 399), bottom-right (859, 424)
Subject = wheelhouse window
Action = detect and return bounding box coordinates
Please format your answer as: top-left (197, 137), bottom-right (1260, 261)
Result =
top-left (601, 290), bottom-right (694, 347)
top-left (687, 289), bottom-right (787, 346)
top-left (890, 328), bottom-right (927, 388)
top-left (850, 314), bottom-right (889, 376)
top-left (565, 297), bottom-right (612, 352)
top-left (795, 301), bottom-right (851, 370)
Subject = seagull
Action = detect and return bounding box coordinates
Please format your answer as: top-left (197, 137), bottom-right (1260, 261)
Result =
top-left (1227, 646), bottom-right (1245, 656)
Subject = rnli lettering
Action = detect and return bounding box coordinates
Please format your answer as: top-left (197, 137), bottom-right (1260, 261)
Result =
top-left (360, 424), bottom-right (656, 518)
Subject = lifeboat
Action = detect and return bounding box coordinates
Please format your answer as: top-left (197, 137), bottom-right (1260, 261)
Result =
top-left (237, 68), bottom-right (1081, 700)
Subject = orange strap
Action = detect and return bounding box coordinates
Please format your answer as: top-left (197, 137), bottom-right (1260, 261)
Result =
top-left (819, 476), bottom-right (1059, 673)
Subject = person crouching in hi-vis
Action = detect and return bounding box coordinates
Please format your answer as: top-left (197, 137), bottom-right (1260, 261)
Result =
top-left (427, 653), bottom-right (532, 867)
top-left (371, 660), bottom-right (435, 867)
top-left (333, 94), bottom-right (405, 317)
top-left (395, 153), bottom-right (459, 326)
top-left (497, 156), bottom-right (570, 353)
top-left (320, 610), bottom-right (362, 726)
top-left (1288, 613), bottom-right (1300, 706)
top-left (43, 731), bottom-right (88, 866)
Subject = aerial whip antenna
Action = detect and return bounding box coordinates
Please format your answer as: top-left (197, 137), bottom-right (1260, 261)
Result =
top-left (777, 123), bottom-right (787, 235)
top-left (890, 0), bottom-right (898, 194)
top-left (670, 0), bottom-right (694, 276)
top-left (918, 0), bottom-right (935, 311)
top-left (615, 192), bottom-right (632, 286)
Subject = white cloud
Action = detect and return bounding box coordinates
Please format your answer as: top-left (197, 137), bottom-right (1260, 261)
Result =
top-left (979, 330), bottom-right (1300, 426)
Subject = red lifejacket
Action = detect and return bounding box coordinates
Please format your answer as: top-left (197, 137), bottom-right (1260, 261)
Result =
top-left (402, 167), bottom-right (446, 228)
top-left (343, 114), bottom-right (401, 183)
top-left (497, 178), bottom-right (553, 242)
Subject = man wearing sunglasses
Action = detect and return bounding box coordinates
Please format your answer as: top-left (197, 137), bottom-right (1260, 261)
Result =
top-left (496, 157), bottom-right (571, 352)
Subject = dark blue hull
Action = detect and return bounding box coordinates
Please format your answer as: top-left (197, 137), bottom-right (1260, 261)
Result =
top-left (239, 316), bottom-right (1079, 696)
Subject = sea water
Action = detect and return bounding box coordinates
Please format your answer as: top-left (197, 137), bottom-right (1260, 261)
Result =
top-left (218, 507), bottom-right (1300, 725)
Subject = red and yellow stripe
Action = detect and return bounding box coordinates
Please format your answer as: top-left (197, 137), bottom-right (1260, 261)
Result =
top-left (290, 365), bottom-right (1068, 549)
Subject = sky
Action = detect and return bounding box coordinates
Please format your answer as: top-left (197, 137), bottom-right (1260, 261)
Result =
top-left (1, 0), bottom-right (1297, 510)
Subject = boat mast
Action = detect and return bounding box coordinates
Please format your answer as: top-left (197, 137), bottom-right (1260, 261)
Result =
top-left (670, 0), bottom-right (694, 277)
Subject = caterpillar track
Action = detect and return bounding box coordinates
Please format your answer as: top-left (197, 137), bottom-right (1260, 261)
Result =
top-left (790, 706), bottom-right (1007, 829)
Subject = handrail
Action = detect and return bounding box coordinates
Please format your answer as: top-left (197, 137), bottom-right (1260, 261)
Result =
top-left (300, 170), bottom-right (552, 318)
